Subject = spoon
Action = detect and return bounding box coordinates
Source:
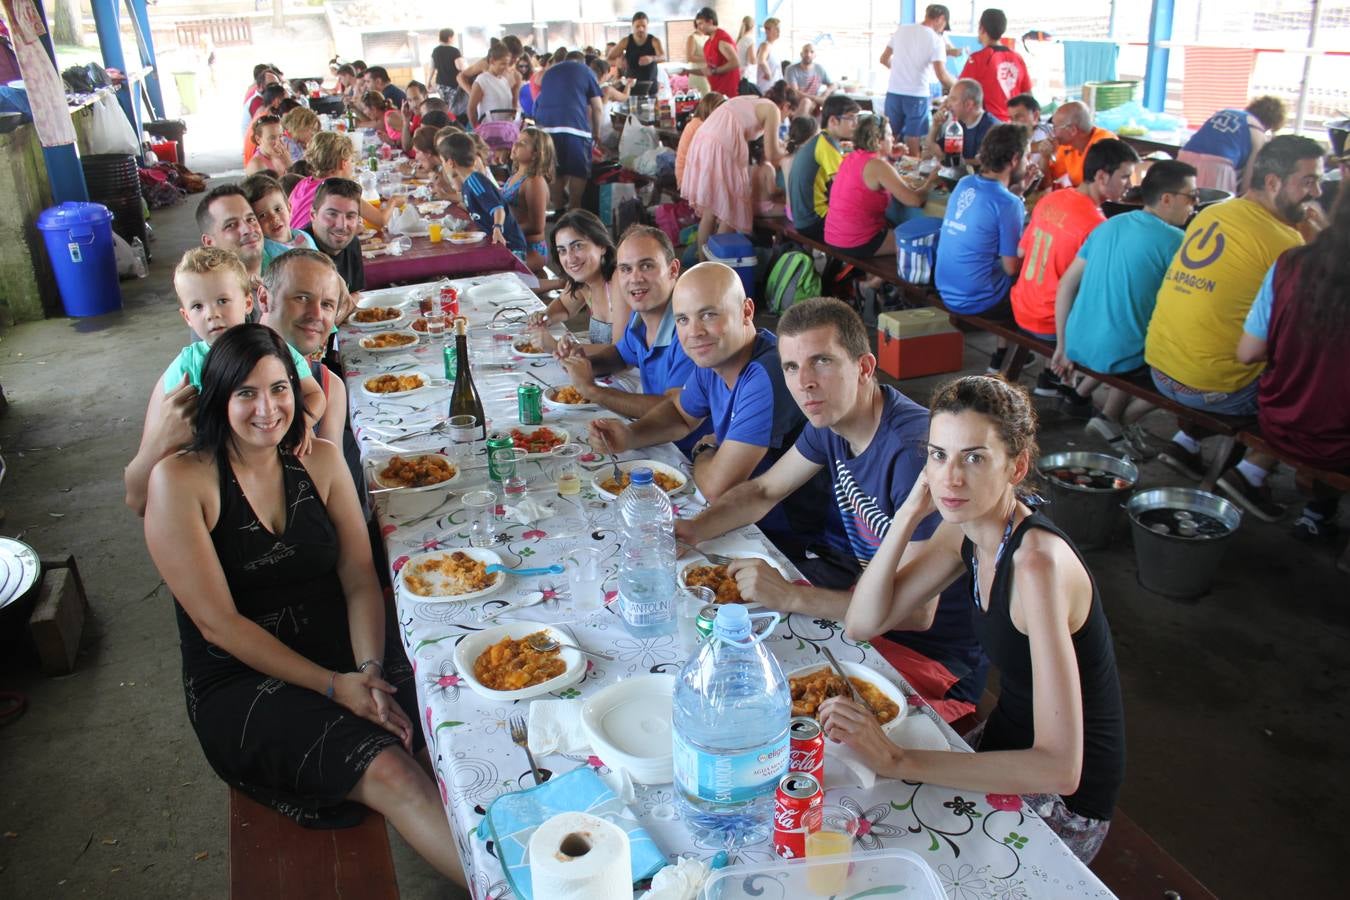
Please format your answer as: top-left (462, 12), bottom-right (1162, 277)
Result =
top-left (527, 632), bottom-right (614, 662)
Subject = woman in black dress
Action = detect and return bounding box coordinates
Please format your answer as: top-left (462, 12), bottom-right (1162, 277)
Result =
top-left (145, 324), bottom-right (461, 880)
top-left (824, 375), bottom-right (1125, 863)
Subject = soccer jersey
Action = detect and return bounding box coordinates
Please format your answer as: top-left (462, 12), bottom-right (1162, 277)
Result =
top-left (1011, 188), bottom-right (1104, 335)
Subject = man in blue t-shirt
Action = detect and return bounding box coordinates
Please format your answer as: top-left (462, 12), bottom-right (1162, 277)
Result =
top-left (1052, 160), bottom-right (1198, 460)
top-left (533, 56), bottom-right (604, 209)
top-left (673, 297), bottom-right (986, 720)
top-left (556, 226), bottom-right (710, 455)
top-left (589, 263), bottom-right (830, 546)
top-left (934, 122), bottom-right (1032, 372)
top-left (440, 132), bottom-right (528, 257)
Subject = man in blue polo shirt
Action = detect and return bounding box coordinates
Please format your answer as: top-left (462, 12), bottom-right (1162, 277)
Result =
top-left (935, 122), bottom-right (1032, 372)
top-left (589, 263), bottom-right (831, 547)
top-left (673, 297), bottom-right (984, 722)
top-left (556, 225), bottom-right (709, 455)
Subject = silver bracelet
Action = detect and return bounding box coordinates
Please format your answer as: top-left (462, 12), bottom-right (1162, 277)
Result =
top-left (357, 659), bottom-right (384, 676)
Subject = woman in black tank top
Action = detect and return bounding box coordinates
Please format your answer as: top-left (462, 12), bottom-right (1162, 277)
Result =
top-left (822, 375), bottom-right (1124, 863)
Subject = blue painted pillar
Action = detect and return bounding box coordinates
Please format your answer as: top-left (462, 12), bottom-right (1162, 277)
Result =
top-left (24, 0), bottom-right (89, 202)
top-left (126, 0), bottom-right (164, 118)
top-left (1143, 0), bottom-right (1174, 113)
top-left (901, 0), bottom-right (917, 25)
top-left (88, 0), bottom-right (138, 131)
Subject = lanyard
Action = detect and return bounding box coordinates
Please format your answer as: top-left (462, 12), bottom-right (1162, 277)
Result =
top-left (972, 506), bottom-right (1019, 611)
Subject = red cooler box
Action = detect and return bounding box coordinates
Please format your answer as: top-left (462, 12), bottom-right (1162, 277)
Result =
top-left (876, 308), bottom-right (963, 379)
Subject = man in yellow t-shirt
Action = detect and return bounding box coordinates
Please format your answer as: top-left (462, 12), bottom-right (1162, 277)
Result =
top-left (1145, 135), bottom-right (1324, 521)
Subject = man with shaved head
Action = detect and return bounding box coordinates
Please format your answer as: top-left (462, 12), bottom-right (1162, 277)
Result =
top-left (590, 262), bottom-right (835, 552)
top-left (1047, 100), bottom-right (1117, 188)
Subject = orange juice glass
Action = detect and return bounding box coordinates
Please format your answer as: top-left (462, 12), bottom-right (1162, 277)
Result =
top-left (428, 222), bottom-right (443, 242)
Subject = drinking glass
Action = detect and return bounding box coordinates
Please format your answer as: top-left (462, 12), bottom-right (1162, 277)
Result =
top-left (428, 221), bottom-right (443, 242)
top-left (676, 585), bottom-right (715, 656)
top-left (462, 490), bottom-right (497, 548)
top-left (805, 811), bottom-right (859, 896)
top-left (488, 320), bottom-right (516, 367)
top-left (550, 444), bottom-right (583, 496)
top-left (424, 309), bottom-right (446, 340)
top-left (448, 414), bottom-right (479, 464)
top-left (566, 547), bottom-right (605, 612)
top-left (493, 447), bottom-right (529, 499)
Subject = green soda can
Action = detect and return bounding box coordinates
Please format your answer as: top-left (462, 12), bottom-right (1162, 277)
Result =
top-left (695, 604), bottom-right (720, 642)
top-left (443, 344), bottom-right (457, 380)
top-left (486, 431), bottom-right (515, 483)
top-left (517, 383), bottom-right (543, 426)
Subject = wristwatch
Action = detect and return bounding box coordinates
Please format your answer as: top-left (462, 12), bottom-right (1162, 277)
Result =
top-left (692, 440), bottom-right (717, 460)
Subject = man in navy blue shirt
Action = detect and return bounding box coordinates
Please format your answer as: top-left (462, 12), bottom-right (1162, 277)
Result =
top-left (367, 66), bottom-right (406, 108)
top-left (673, 297), bottom-right (985, 720)
top-left (533, 56), bottom-right (604, 209)
top-left (589, 263), bottom-right (827, 545)
top-left (556, 226), bottom-right (710, 455)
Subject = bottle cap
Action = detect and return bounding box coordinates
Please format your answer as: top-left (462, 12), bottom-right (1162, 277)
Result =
top-left (629, 467), bottom-right (654, 485)
top-left (713, 603), bottom-right (750, 641)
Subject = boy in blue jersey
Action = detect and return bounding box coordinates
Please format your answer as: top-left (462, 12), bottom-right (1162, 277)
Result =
top-left (440, 132), bottom-right (528, 258)
top-left (589, 263), bottom-right (833, 549)
top-left (674, 297), bottom-right (985, 721)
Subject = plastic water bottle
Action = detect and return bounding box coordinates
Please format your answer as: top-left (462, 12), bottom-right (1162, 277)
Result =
top-left (673, 604), bottom-right (790, 848)
top-left (616, 467), bottom-right (676, 637)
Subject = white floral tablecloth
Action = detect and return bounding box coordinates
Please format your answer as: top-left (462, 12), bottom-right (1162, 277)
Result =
top-left (338, 272), bottom-right (1114, 899)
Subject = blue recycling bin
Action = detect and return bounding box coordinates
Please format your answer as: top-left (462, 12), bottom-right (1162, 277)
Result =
top-left (36, 202), bottom-right (123, 317)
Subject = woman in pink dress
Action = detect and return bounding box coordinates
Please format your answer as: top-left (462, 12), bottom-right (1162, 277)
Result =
top-left (683, 95), bottom-right (783, 249)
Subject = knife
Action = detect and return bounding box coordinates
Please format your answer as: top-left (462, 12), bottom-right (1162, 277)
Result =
top-left (821, 646), bottom-right (876, 718)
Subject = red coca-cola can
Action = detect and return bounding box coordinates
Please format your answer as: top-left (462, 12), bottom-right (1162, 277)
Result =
top-left (773, 771), bottom-right (823, 860)
top-left (439, 286), bottom-right (460, 318)
top-left (789, 716), bottom-right (825, 784)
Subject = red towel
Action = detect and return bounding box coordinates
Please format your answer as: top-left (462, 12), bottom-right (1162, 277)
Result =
top-left (870, 636), bottom-right (976, 724)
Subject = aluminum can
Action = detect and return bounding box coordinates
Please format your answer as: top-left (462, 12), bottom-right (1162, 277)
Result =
top-left (442, 344), bottom-right (456, 380)
top-left (694, 604), bottom-right (719, 642)
top-left (485, 432), bottom-right (515, 483)
top-left (517, 383), bottom-right (543, 426)
top-left (439, 286), bottom-right (460, 317)
top-left (789, 716), bottom-right (826, 785)
top-left (773, 771), bottom-right (824, 860)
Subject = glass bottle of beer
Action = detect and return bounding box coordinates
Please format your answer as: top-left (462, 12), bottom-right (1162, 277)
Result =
top-left (449, 317), bottom-right (487, 440)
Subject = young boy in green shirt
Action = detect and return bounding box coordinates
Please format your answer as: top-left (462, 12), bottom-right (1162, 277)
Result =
top-left (124, 247), bottom-right (326, 515)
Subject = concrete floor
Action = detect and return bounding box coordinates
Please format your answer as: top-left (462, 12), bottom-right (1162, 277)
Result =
top-left (0, 141), bottom-right (1346, 899)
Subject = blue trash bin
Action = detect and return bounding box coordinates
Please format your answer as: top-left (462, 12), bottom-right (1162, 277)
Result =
top-left (36, 202), bottom-right (123, 317)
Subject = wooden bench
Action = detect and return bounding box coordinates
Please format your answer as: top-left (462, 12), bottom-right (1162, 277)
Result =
top-left (228, 788), bottom-right (398, 899)
top-left (752, 218), bottom-right (1346, 499)
top-left (1091, 807), bottom-right (1218, 899)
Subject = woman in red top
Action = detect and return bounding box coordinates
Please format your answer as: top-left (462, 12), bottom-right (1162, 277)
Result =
top-left (696, 7), bottom-right (741, 98)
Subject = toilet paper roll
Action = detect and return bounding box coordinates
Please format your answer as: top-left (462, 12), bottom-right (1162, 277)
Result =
top-left (528, 812), bottom-right (632, 900)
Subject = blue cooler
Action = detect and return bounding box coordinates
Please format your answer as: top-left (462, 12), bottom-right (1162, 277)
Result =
top-left (36, 202), bottom-right (123, 317)
top-left (704, 232), bottom-right (757, 300)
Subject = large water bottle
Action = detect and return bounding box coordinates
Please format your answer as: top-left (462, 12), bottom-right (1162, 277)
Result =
top-left (673, 604), bottom-right (791, 848)
top-left (616, 467), bottom-right (676, 637)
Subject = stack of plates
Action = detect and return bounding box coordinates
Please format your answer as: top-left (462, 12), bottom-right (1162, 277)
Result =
top-left (580, 674), bottom-right (675, 784)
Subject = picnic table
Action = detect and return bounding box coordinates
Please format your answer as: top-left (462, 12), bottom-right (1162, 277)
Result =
top-left (362, 235), bottom-right (536, 290)
top-left (336, 271), bottom-right (1115, 899)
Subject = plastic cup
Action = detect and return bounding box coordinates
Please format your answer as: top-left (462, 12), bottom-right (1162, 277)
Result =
top-left (494, 447), bottom-right (529, 499)
top-left (424, 310), bottom-right (446, 339)
top-left (428, 221), bottom-right (443, 242)
top-left (448, 414), bottom-right (479, 463)
top-left (567, 547), bottom-right (605, 612)
top-left (462, 490), bottom-right (497, 548)
top-left (489, 320), bottom-right (515, 367)
top-left (676, 585), bottom-right (715, 655)
top-left (805, 813), bottom-right (859, 895)
top-left (550, 444), bottom-right (583, 495)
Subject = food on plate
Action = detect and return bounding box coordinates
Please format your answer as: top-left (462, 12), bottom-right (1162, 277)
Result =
top-left (378, 454), bottom-right (456, 488)
top-left (361, 331), bottom-right (417, 349)
top-left (449, 231), bottom-right (478, 241)
top-left (353, 306), bottom-right (401, 323)
top-left (510, 427), bottom-right (565, 454)
top-left (549, 385), bottom-right (588, 405)
top-left (472, 630), bottom-right (566, 691)
top-left (410, 317), bottom-right (429, 332)
top-left (682, 563), bottom-right (747, 604)
top-left (403, 551), bottom-right (498, 597)
top-left (789, 668), bottom-right (900, 725)
top-left (601, 470), bottom-right (682, 495)
top-left (364, 373), bottom-right (426, 394)
top-left (514, 339), bottom-right (546, 354)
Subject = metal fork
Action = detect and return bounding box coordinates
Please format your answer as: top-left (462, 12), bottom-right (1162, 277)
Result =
top-left (509, 715), bottom-right (543, 786)
top-left (677, 541), bottom-right (733, 566)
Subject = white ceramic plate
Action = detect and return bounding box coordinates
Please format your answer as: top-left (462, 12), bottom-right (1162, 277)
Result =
top-left (580, 675), bottom-right (675, 784)
top-left (349, 307), bottom-right (407, 330)
top-left (370, 453), bottom-right (462, 493)
top-left (359, 372), bottom-right (436, 399)
top-left (468, 280), bottom-right (529, 303)
top-left (505, 426), bottom-right (570, 457)
top-left (358, 330), bottom-right (421, 353)
top-left (355, 285), bottom-right (418, 309)
top-left (448, 230), bottom-right (486, 244)
top-left (400, 547), bottom-right (504, 603)
top-left (454, 622), bottom-right (586, 702)
top-left (418, 200), bottom-right (450, 216)
top-left (512, 339), bottom-right (553, 358)
top-left (542, 385), bottom-right (599, 411)
top-left (592, 460), bottom-right (688, 501)
top-left (677, 552), bottom-right (789, 601)
top-left (786, 661), bottom-right (908, 736)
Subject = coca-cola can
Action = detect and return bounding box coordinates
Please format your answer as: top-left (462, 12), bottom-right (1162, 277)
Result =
top-left (773, 771), bottom-right (823, 860)
top-left (789, 716), bottom-right (825, 784)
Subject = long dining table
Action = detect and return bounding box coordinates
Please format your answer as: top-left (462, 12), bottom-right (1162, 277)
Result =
top-left (337, 271), bottom-right (1116, 899)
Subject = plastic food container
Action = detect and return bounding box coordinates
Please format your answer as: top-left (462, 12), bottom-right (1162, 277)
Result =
top-left (701, 847), bottom-right (943, 899)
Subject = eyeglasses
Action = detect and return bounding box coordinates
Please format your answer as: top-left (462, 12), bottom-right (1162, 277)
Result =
top-left (1168, 190), bottom-right (1201, 203)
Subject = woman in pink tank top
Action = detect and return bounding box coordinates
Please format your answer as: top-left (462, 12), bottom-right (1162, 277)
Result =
top-left (824, 113), bottom-right (936, 256)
